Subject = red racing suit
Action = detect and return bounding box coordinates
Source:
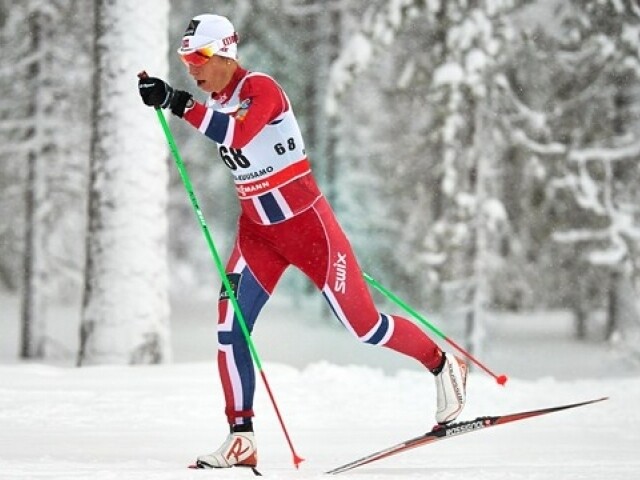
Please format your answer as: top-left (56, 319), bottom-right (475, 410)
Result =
top-left (183, 67), bottom-right (443, 425)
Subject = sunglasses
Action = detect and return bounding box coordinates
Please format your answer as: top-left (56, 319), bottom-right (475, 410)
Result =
top-left (179, 43), bottom-right (217, 66)
top-left (178, 33), bottom-right (238, 66)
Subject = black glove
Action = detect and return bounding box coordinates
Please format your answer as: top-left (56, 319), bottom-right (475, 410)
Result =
top-left (169, 90), bottom-right (193, 118)
top-left (138, 76), bottom-right (193, 118)
top-left (138, 76), bottom-right (173, 109)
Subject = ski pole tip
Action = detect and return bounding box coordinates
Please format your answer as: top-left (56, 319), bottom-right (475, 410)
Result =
top-left (496, 374), bottom-right (508, 386)
top-left (293, 454), bottom-right (305, 469)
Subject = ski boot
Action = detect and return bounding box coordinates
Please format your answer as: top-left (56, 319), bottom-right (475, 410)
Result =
top-left (193, 431), bottom-right (259, 473)
top-left (433, 352), bottom-right (468, 424)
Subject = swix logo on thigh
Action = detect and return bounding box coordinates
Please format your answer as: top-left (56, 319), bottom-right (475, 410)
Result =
top-left (333, 252), bottom-right (348, 294)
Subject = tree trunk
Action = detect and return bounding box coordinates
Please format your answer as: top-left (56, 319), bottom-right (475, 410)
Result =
top-left (606, 268), bottom-right (640, 344)
top-left (78, 0), bottom-right (171, 365)
top-left (605, 270), bottom-right (618, 341)
top-left (20, 10), bottom-right (47, 359)
top-left (572, 273), bottom-right (588, 340)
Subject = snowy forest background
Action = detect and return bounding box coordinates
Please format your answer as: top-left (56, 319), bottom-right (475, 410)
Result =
top-left (1, 0), bottom-right (640, 368)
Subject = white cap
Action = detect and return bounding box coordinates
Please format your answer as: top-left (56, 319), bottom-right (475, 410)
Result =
top-left (178, 14), bottom-right (238, 60)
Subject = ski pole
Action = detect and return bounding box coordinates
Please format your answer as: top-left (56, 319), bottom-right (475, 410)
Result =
top-left (138, 72), bottom-right (304, 468)
top-left (363, 272), bottom-right (508, 386)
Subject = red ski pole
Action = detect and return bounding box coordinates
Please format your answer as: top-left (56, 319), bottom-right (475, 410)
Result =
top-left (363, 272), bottom-right (508, 386)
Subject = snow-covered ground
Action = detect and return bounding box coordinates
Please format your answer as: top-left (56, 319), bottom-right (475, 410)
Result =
top-left (1, 289), bottom-right (639, 479)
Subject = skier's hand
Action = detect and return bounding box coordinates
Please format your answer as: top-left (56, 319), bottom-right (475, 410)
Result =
top-left (169, 90), bottom-right (193, 118)
top-left (138, 76), bottom-right (193, 118)
top-left (138, 76), bottom-right (174, 109)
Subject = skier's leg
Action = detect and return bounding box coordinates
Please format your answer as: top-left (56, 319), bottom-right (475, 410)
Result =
top-left (287, 198), bottom-right (443, 369)
top-left (285, 198), bottom-right (467, 423)
top-left (200, 219), bottom-right (288, 469)
top-left (217, 218), bottom-right (288, 428)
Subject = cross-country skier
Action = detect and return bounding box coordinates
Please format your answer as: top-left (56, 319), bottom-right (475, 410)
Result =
top-left (138, 13), bottom-right (467, 470)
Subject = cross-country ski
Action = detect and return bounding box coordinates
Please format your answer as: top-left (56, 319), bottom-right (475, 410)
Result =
top-left (327, 397), bottom-right (609, 474)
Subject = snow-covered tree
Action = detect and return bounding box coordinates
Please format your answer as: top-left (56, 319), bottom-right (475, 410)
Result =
top-left (20, 7), bottom-right (49, 359)
top-left (0, 0), bottom-right (93, 358)
top-left (78, 0), bottom-right (171, 365)
top-left (504, 0), bottom-right (640, 345)
top-left (330, 1), bottom-right (521, 357)
top-left (0, 2), bottom-right (29, 292)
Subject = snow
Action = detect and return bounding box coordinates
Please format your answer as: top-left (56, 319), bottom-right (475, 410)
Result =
top-left (1, 290), bottom-right (640, 479)
top-left (326, 33), bottom-right (373, 116)
top-left (433, 62), bottom-right (465, 87)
